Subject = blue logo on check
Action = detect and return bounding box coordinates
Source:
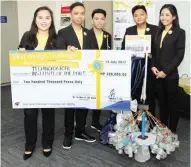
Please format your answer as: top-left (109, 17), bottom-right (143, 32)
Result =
top-left (93, 62), bottom-right (102, 70)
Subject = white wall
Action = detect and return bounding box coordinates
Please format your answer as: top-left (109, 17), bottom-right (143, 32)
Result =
top-left (1, 1), bottom-right (19, 84)
top-left (155, 0), bottom-right (191, 77)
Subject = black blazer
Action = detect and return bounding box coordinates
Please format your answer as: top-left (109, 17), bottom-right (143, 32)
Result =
top-left (152, 27), bottom-right (186, 79)
top-left (19, 31), bottom-right (57, 50)
top-left (121, 23), bottom-right (158, 56)
top-left (56, 24), bottom-right (90, 50)
top-left (88, 28), bottom-right (112, 50)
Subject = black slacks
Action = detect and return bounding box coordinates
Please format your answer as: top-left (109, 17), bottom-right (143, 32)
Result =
top-left (24, 108), bottom-right (55, 151)
top-left (156, 78), bottom-right (179, 132)
top-left (92, 110), bottom-right (101, 124)
top-left (64, 108), bottom-right (88, 137)
top-left (145, 68), bottom-right (157, 115)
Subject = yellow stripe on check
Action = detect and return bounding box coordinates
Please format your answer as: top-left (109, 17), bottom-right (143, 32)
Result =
top-left (87, 50), bottom-right (104, 109)
top-left (96, 72), bottom-right (101, 109)
top-left (95, 50), bottom-right (101, 109)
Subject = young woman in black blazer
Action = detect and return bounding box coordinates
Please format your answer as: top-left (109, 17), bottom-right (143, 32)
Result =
top-left (151, 4), bottom-right (185, 133)
top-left (18, 6), bottom-right (56, 160)
top-left (121, 5), bottom-right (158, 114)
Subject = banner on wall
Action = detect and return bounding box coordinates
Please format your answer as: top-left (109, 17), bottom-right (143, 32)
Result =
top-left (55, 1), bottom-right (84, 32)
top-left (9, 50), bottom-right (131, 111)
top-left (55, 2), bottom-right (73, 31)
top-left (60, 6), bottom-right (71, 27)
top-left (113, 0), bottom-right (155, 50)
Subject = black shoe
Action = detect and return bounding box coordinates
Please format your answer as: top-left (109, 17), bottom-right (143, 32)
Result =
top-left (75, 132), bottom-right (96, 143)
top-left (91, 122), bottom-right (103, 132)
top-left (62, 136), bottom-right (72, 149)
top-left (43, 149), bottom-right (52, 157)
top-left (23, 152), bottom-right (33, 160)
top-left (23, 148), bottom-right (34, 160)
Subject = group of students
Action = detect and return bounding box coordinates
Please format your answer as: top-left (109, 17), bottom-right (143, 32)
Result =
top-left (18, 2), bottom-right (185, 160)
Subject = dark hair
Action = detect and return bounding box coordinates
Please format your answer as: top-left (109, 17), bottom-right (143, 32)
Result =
top-left (28, 6), bottom-right (56, 49)
top-left (158, 4), bottom-right (180, 29)
top-left (132, 5), bottom-right (147, 15)
top-left (92, 8), bottom-right (107, 18)
top-left (70, 2), bottom-right (85, 12)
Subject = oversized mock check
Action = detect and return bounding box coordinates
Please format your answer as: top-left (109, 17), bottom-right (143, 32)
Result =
top-left (9, 50), bottom-right (131, 111)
